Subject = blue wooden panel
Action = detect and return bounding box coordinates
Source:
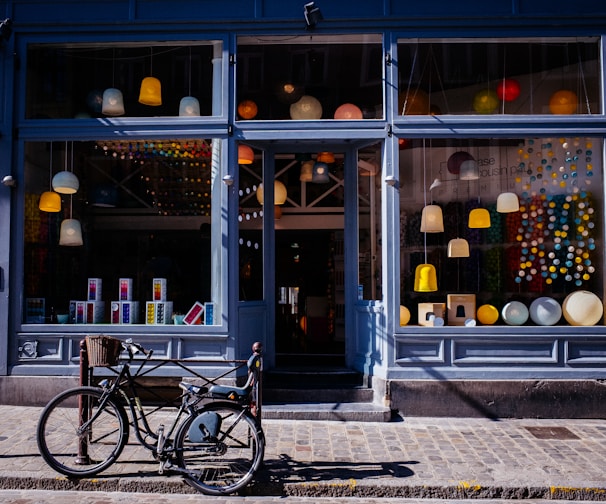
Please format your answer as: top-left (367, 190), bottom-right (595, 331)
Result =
top-left (518, 0), bottom-right (606, 15)
top-left (390, 0), bottom-right (512, 17)
top-left (453, 339), bottom-right (557, 364)
top-left (261, 0), bottom-right (386, 19)
top-left (135, 0), bottom-right (254, 21)
top-left (396, 337), bottom-right (445, 363)
top-left (12, 0), bottom-right (131, 23)
top-left (566, 339), bottom-right (606, 364)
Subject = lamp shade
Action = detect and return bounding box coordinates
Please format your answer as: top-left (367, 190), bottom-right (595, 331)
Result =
top-left (101, 88), bottom-right (125, 116)
top-left (468, 207), bottom-right (491, 228)
top-left (256, 180), bottom-right (287, 206)
top-left (420, 205), bottom-right (444, 232)
top-left (39, 191), bottom-right (62, 212)
top-left (300, 160), bottom-right (314, 182)
top-left (496, 192), bottom-right (520, 213)
top-left (334, 103), bottom-right (363, 119)
top-left (312, 162), bottom-right (330, 183)
top-left (179, 96), bottom-right (200, 116)
top-left (414, 263), bottom-right (438, 292)
top-left (447, 238), bottom-right (470, 257)
top-left (238, 145), bottom-right (254, 164)
top-left (52, 171), bottom-right (79, 194)
top-left (290, 95), bottom-right (322, 120)
top-left (316, 152), bottom-right (335, 164)
top-left (59, 219), bottom-right (83, 246)
top-left (237, 100), bottom-right (258, 119)
top-left (459, 159), bottom-right (479, 180)
top-left (139, 76), bottom-right (162, 106)
top-left (549, 89), bottom-right (578, 115)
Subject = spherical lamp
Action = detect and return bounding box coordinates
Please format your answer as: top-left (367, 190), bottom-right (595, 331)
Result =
top-left (562, 290), bottom-right (603, 326)
top-left (496, 79), bottom-right (521, 102)
top-left (290, 95), bottom-right (322, 120)
top-left (399, 89), bottom-right (430, 115)
top-left (52, 171), bottom-right (79, 194)
top-left (238, 100), bottom-right (258, 119)
top-left (473, 89), bottom-right (499, 114)
top-left (501, 301), bottom-right (529, 326)
top-left (400, 305), bottom-right (411, 326)
top-left (477, 304), bottom-right (499, 325)
top-left (529, 297), bottom-right (562, 326)
top-left (549, 90), bottom-right (578, 115)
top-left (334, 103), bottom-right (363, 120)
top-left (101, 88), bottom-right (125, 116)
top-left (138, 76), bottom-right (162, 106)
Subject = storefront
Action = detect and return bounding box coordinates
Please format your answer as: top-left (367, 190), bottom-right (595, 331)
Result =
top-left (1, 0), bottom-right (605, 414)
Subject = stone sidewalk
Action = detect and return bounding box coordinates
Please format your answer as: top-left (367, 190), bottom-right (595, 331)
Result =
top-left (0, 405), bottom-right (605, 499)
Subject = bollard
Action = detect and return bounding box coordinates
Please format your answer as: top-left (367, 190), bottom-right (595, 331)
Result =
top-left (76, 339), bottom-right (91, 464)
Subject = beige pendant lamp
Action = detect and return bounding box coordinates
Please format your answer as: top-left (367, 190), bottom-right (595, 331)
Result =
top-left (59, 143), bottom-right (83, 246)
top-left (420, 204), bottom-right (444, 232)
top-left (448, 238), bottom-right (470, 258)
top-left (256, 180), bottom-right (288, 219)
top-left (39, 142), bottom-right (62, 212)
top-left (139, 48), bottom-right (162, 106)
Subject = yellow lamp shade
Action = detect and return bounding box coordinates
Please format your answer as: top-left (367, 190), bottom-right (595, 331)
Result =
top-left (400, 305), bottom-right (411, 326)
top-left (238, 145), bottom-right (254, 164)
top-left (447, 238), bottom-right (470, 258)
top-left (473, 89), bottom-right (499, 114)
top-left (256, 180), bottom-right (287, 206)
top-left (334, 103), bottom-right (363, 119)
top-left (52, 171), bottom-right (79, 194)
top-left (39, 191), bottom-right (62, 212)
top-left (468, 207), bottom-right (491, 228)
top-left (139, 76), bottom-right (162, 106)
top-left (59, 218), bottom-right (83, 246)
top-left (420, 205), bottom-right (444, 233)
top-left (414, 263), bottom-right (438, 292)
top-left (562, 290), bottom-right (603, 326)
top-left (316, 151), bottom-right (335, 164)
top-left (290, 95), bottom-right (322, 120)
top-left (477, 304), bottom-right (499, 325)
top-left (299, 160), bottom-right (314, 182)
top-left (549, 90), bottom-right (577, 115)
top-left (237, 100), bottom-right (258, 119)
top-left (496, 192), bottom-right (520, 213)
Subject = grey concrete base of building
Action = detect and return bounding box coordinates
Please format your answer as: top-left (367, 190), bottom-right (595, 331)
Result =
top-left (390, 380), bottom-right (606, 419)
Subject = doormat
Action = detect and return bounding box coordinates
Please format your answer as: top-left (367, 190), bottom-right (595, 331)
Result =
top-left (524, 426), bottom-right (580, 440)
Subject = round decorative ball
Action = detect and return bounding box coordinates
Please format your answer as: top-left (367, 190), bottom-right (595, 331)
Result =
top-left (473, 89), bottom-right (499, 114)
top-left (501, 301), bottom-right (529, 326)
top-left (334, 103), bottom-right (363, 120)
top-left (529, 296), bottom-right (562, 326)
top-left (562, 290), bottom-right (603, 326)
top-left (290, 95), bottom-right (322, 120)
top-left (477, 304), bottom-right (499, 325)
top-left (238, 100), bottom-right (258, 119)
top-left (447, 151), bottom-right (474, 175)
top-left (496, 79), bottom-right (521, 102)
top-left (399, 89), bottom-right (430, 115)
top-left (399, 306), bottom-right (411, 326)
top-left (549, 90), bottom-right (578, 115)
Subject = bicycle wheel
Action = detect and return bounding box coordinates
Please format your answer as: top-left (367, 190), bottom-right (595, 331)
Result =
top-left (174, 402), bottom-right (265, 495)
top-left (37, 386), bottom-right (129, 477)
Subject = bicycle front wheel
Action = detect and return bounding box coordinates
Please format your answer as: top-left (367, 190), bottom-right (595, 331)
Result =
top-left (175, 402), bottom-right (265, 495)
top-left (37, 386), bottom-right (129, 477)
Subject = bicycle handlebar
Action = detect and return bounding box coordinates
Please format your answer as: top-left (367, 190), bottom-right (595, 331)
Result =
top-left (122, 338), bottom-right (153, 361)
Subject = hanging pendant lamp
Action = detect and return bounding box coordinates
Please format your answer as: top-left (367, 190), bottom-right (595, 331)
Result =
top-left (52, 142), bottom-right (79, 194)
top-left (139, 76), bottom-right (162, 106)
top-left (420, 204), bottom-right (444, 232)
top-left (39, 142), bottom-right (62, 212)
top-left (59, 218), bottom-right (83, 246)
top-left (459, 159), bottom-right (479, 180)
top-left (179, 47), bottom-right (200, 116)
top-left (414, 263), bottom-right (438, 292)
top-left (299, 160), bottom-right (314, 182)
top-left (468, 207), bottom-right (491, 228)
top-left (238, 145), bottom-right (254, 164)
top-left (496, 192), bottom-right (520, 213)
top-left (448, 238), bottom-right (470, 258)
top-left (102, 88), bottom-right (125, 116)
top-left (312, 162), bottom-right (330, 183)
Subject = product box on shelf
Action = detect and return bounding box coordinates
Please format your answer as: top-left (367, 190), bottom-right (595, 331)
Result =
top-left (119, 278), bottom-right (134, 301)
top-left (184, 301), bottom-right (204, 325)
top-left (111, 301), bottom-right (139, 324)
top-left (447, 294), bottom-right (476, 326)
top-left (88, 278), bottom-right (103, 301)
top-left (418, 302), bottom-right (445, 327)
top-left (152, 278), bottom-right (167, 302)
top-left (25, 298), bottom-right (45, 324)
top-left (204, 302), bottom-right (214, 325)
top-left (146, 301), bottom-right (173, 325)
top-left (71, 300), bottom-right (105, 324)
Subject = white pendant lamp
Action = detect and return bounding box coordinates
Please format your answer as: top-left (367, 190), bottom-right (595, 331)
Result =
top-left (179, 96), bottom-right (200, 116)
top-left (52, 142), bottom-right (79, 194)
top-left (59, 218), bottom-right (83, 246)
top-left (448, 238), bottom-right (470, 258)
top-left (420, 204), bottom-right (444, 232)
top-left (496, 192), bottom-right (520, 213)
top-left (102, 88), bottom-right (125, 116)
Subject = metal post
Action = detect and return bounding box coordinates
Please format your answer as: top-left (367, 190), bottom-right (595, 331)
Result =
top-left (76, 339), bottom-right (91, 464)
top-left (252, 341), bottom-right (263, 429)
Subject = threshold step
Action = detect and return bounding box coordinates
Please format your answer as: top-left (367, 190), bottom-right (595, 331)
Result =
top-left (261, 402), bottom-right (392, 422)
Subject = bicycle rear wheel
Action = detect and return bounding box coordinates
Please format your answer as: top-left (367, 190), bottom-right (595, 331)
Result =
top-left (37, 386), bottom-right (129, 477)
top-left (175, 402), bottom-right (265, 495)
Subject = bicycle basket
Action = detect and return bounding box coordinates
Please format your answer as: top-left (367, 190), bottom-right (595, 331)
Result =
top-left (85, 335), bottom-right (122, 367)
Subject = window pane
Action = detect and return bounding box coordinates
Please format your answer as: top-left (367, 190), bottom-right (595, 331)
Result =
top-left (237, 35), bottom-right (383, 120)
top-left (26, 43), bottom-right (221, 119)
top-left (399, 137), bottom-right (603, 325)
top-left (397, 38), bottom-right (601, 115)
top-left (23, 139), bottom-right (222, 326)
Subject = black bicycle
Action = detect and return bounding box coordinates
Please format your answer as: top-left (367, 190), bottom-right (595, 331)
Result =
top-left (36, 337), bottom-right (265, 496)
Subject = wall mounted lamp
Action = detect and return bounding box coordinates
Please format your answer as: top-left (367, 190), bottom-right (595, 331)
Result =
top-left (304, 2), bottom-right (323, 29)
top-left (385, 175), bottom-right (397, 187)
top-left (2, 175), bottom-right (16, 187)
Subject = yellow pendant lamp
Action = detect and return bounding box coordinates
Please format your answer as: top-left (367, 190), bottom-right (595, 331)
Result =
top-left (414, 263), bottom-right (438, 292)
top-left (139, 49), bottom-right (161, 106)
top-left (39, 142), bottom-right (62, 212)
top-left (468, 207), bottom-right (491, 228)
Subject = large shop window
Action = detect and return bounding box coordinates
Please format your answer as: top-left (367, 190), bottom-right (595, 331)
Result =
top-left (236, 35), bottom-right (383, 121)
top-left (399, 137), bottom-right (604, 326)
top-left (397, 38), bottom-right (600, 116)
top-left (23, 139), bottom-right (222, 326)
top-left (26, 42), bottom-right (222, 119)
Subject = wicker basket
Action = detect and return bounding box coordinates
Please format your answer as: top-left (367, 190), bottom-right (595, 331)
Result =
top-left (86, 335), bottom-right (123, 367)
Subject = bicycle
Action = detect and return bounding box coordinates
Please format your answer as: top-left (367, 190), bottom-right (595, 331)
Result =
top-left (36, 336), bottom-right (265, 496)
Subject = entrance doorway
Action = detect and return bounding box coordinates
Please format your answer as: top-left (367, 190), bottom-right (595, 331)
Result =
top-left (275, 230), bottom-right (345, 367)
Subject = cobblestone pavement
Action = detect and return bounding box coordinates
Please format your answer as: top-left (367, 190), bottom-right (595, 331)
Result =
top-left (0, 406), bottom-right (605, 499)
